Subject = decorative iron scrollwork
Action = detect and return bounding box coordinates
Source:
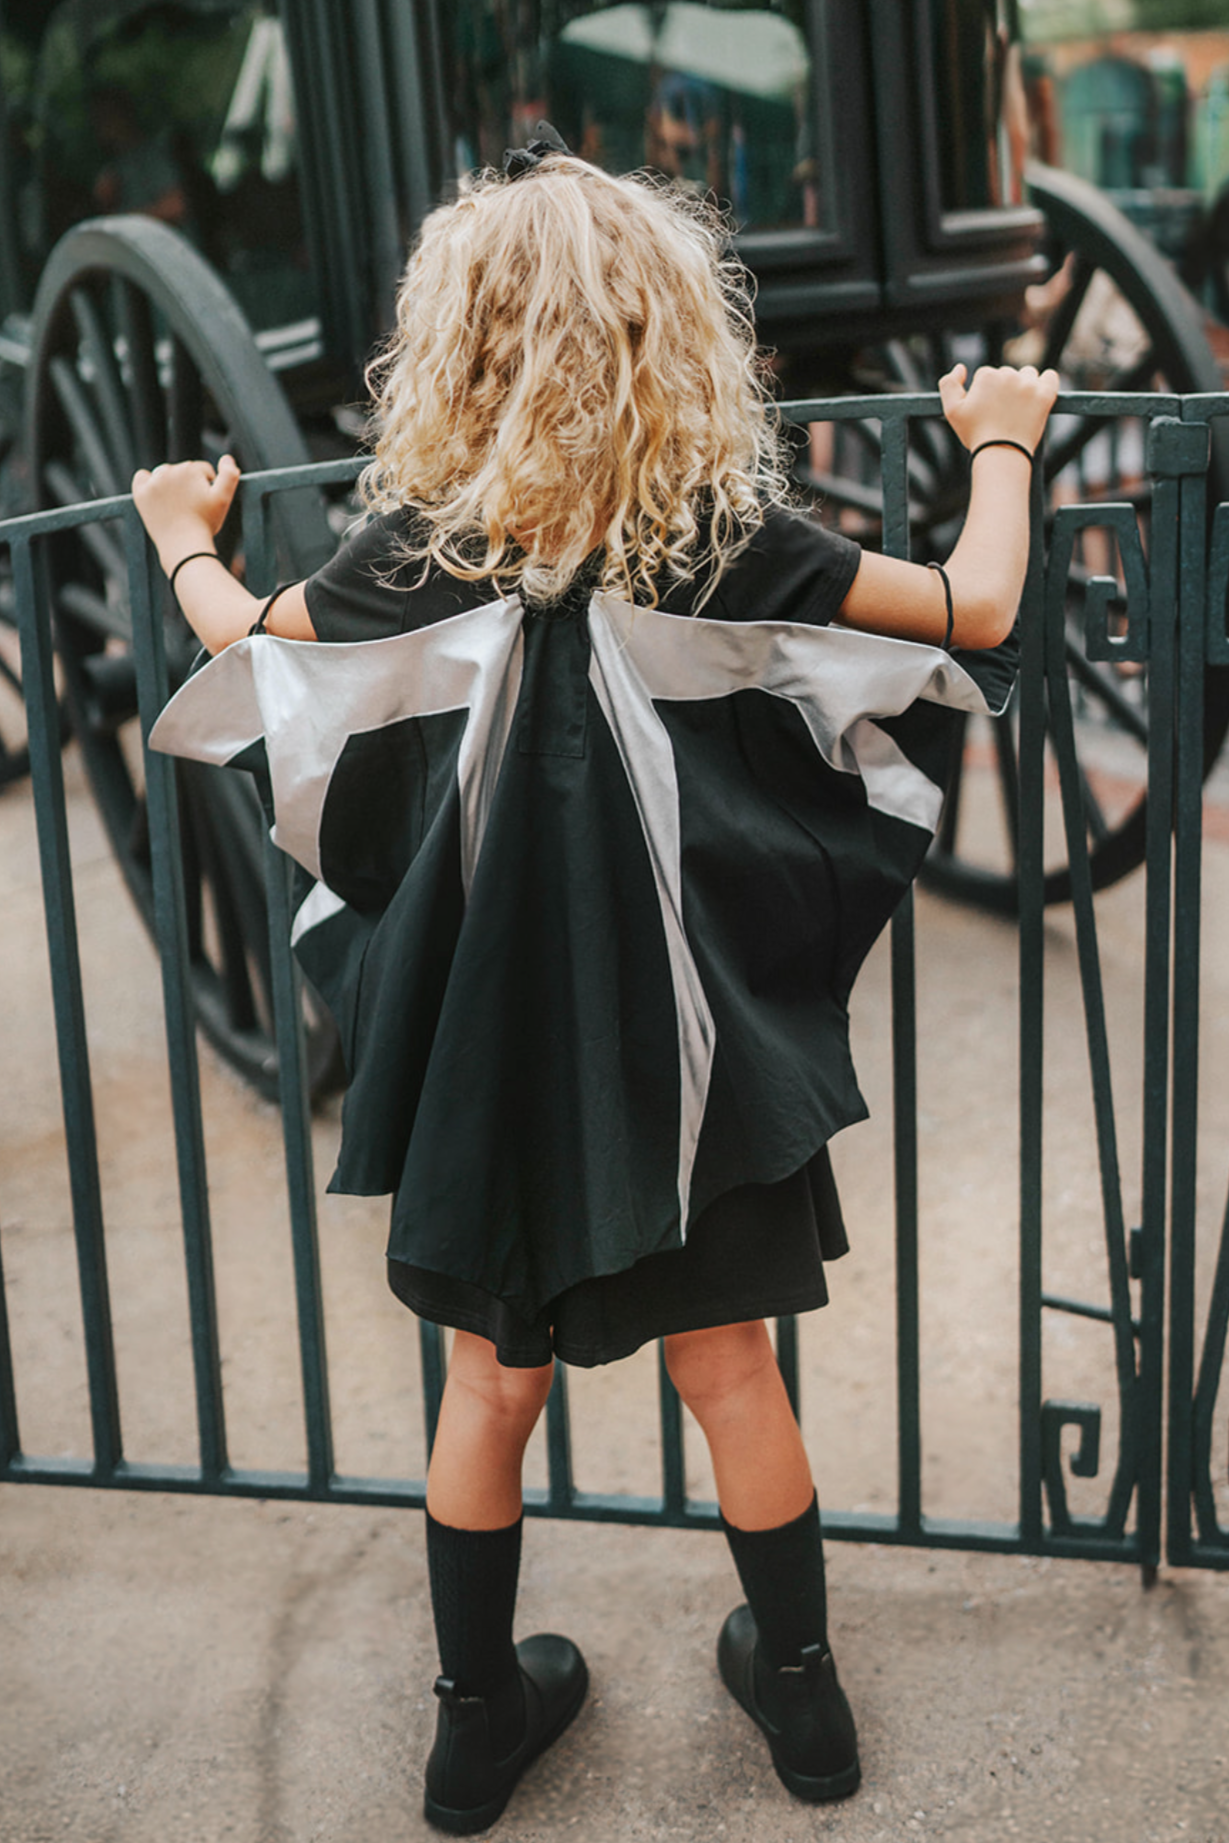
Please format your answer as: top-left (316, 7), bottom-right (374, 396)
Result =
top-left (1045, 501), bottom-right (1151, 664)
top-left (1041, 1400), bottom-right (1102, 1537)
top-left (1192, 1185), bottom-right (1229, 1546)
top-left (1032, 495), bottom-right (1152, 1550)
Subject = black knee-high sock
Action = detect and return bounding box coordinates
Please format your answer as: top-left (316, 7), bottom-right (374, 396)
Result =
top-left (720, 1493), bottom-right (828, 1670)
top-left (426, 1511), bottom-right (522, 1697)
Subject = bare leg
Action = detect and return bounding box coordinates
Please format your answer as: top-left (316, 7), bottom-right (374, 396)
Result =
top-left (426, 1330), bottom-right (554, 1529)
top-left (664, 1319), bottom-right (813, 1528)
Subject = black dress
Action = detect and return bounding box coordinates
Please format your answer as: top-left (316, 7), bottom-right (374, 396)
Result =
top-left (150, 505), bottom-right (1017, 1367)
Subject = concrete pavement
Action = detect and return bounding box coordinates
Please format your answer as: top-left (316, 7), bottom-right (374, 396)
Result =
top-left (2, 1483), bottom-right (1227, 1843)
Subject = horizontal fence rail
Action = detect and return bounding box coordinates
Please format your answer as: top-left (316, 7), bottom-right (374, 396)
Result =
top-left (1, 392), bottom-right (1227, 1571)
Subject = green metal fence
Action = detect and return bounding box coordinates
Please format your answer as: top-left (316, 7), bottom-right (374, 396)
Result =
top-left (2, 390), bottom-right (1228, 1574)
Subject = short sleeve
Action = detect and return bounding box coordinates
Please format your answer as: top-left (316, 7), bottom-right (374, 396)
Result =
top-left (304, 511), bottom-right (500, 643)
top-left (706, 505), bottom-right (861, 628)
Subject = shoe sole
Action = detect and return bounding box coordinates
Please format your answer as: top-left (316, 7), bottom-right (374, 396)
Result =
top-left (772, 1750), bottom-right (861, 1803)
top-left (423, 1659), bottom-right (589, 1835)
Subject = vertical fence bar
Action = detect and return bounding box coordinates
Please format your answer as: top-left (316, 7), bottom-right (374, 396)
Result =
top-left (545, 1366), bottom-right (574, 1512)
top-left (890, 894), bottom-right (922, 1538)
top-left (125, 511), bottom-right (228, 1481)
top-left (880, 408), bottom-right (922, 1538)
top-left (419, 1318), bottom-right (446, 1458)
top-left (775, 1314), bottom-right (800, 1420)
top-left (1190, 466), bottom-right (1229, 1560)
top-left (1017, 460), bottom-right (1047, 1548)
top-left (12, 533), bottom-right (122, 1475)
top-left (657, 1343), bottom-right (686, 1518)
top-left (1166, 410), bottom-right (1214, 1565)
top-left (1039, 503), bottom-right (1143, 1548)
top-left (243, 482), bottom-right (334, 1493)
top-left (263, 843), bottom-right (335, 1489)
top-left (0, 1208), bottom-right (18, 1467)
top-left (1136, 431), bottom-right (1190, 1572)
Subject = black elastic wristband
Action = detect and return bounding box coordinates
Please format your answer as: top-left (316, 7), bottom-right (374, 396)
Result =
top-left (169, 550), bottom-right (221, 597)
top-left (969, 438), bottom-right (1034, 465)
top-left (248, 581), bottom-right (296, 637)
top-left (927, 561), bottom-right (955, 650)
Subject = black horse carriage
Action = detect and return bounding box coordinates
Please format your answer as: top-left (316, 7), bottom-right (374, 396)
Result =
top-left (0, 0), bottom-right (1224, 1095)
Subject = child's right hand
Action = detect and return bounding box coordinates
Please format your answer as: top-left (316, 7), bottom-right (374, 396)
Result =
top-left (938, 362), bottom-right (1059, 456)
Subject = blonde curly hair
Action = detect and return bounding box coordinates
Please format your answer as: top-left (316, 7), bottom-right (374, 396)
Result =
top-left (359, 155), bottom-right (791, 609)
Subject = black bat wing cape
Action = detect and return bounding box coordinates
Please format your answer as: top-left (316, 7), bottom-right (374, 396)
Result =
top-left (150, 511), bottom-right (1016, 1322)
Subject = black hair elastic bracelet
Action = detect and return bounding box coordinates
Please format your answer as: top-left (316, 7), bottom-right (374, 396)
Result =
top-left (247, 582), bottom-right (296, 637)
top-left (969, 438), bottom-right (1034, 465)
top-left (168, 550), bottom-right (222, 598)
top-left (927, 560), bottom-right (955, 650)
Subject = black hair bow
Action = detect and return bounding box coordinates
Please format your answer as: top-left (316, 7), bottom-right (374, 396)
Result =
top-left (502, 121), bottom-right (571, 179)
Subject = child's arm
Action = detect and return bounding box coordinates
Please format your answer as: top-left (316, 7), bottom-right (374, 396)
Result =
top-left (131, 456), bottom-right (315, 653)
top-left (836, 362), bottom-right (1059, 651)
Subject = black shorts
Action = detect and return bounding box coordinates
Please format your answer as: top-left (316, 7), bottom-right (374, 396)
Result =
top-left (385, 1148), bottom-right (848, 1368)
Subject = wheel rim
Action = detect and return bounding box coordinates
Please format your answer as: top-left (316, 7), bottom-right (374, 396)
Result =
top-left (806, 165), bottom-right (1228, 914)
top-left (24, 214), bottom-right (340, 1097)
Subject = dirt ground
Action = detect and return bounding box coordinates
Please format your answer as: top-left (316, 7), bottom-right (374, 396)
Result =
top-left (2, 744), bottom-right (1229, 1842)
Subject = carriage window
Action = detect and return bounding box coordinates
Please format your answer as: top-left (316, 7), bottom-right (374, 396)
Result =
top-left (440, 0), bottom-right (830, 235)
top-left (930, 0), bottom-right (1026, 212)
top-left (0, 1), bottom-right (314, 332)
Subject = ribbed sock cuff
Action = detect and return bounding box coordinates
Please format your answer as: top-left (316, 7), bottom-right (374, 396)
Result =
top-left (720, 1491), bottom-right (826, 1670)
top-left (426, 1511), bottom-right (523, 1697)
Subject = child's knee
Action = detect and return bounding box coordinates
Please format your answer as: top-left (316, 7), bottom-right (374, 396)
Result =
top-left (663, 1320), bottom-right (775, 1415)
top-left (447, 1330), bottom-right (554, 1429)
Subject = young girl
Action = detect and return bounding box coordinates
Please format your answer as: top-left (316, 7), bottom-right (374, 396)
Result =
top-left (135, 143), bottom-right (1056, 1836)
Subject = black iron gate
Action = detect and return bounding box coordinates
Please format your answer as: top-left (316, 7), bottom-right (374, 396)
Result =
top-left (2, 389), bottom-right (1229, 1573)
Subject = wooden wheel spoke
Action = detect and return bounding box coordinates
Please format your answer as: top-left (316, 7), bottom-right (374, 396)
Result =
top-left (826, 418), bottom-right (953, 512)
top-left (880, 338), bottom-right (955, 476)
top-left (937, 712), bottom-right (968, 855)
top-left (69, 287), bottom-right (136, 482)
top-left (993, 715), bottom-right (1021, 869)
top-left (1105, 347), bottom-right (1161, 395)
top-left (1076, 761), bottom-right (1111, 846)
top-left (167, 335), bottom-right (204, 460)
top-left (42, 459), bottom-right (128, 584)
top-left (113, 278), bottom-right (163, 471)
top-left (1043, 357), bottom-right (1156, 486)
top-left (181, 773), bottom-right (262, 1027)
top-left (48, 353), bottom-right (122, 498)
top-left (1043, 413), bottom-right (1116, 485)
top-left (207, 877), bottom-right (262, 1030)
top-left (1041, 253), bottom-right (1096, 374)
top-left (1063, 635), bottom-right (1149, 746)
top-left (175, 783), bottom-right (206, 961)
top-left (58, 581), bottom-right (130, 645)
top-left (801, 468), bottom-right (886, 520)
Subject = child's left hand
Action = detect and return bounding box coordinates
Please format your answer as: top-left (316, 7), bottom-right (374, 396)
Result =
top-left (131, 454), bottom-right (241, 570)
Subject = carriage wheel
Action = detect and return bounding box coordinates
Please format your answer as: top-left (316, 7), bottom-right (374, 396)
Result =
top-left (23, 214), bottom-right (341, 1097)
top-left (807, 163), bottom-right (1229, 914)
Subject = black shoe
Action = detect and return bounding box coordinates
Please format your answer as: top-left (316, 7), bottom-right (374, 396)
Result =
top-left (423, 1633), bottom-right (588, 1835)
top-left (717, 1604), bottom-right (860, 1803)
